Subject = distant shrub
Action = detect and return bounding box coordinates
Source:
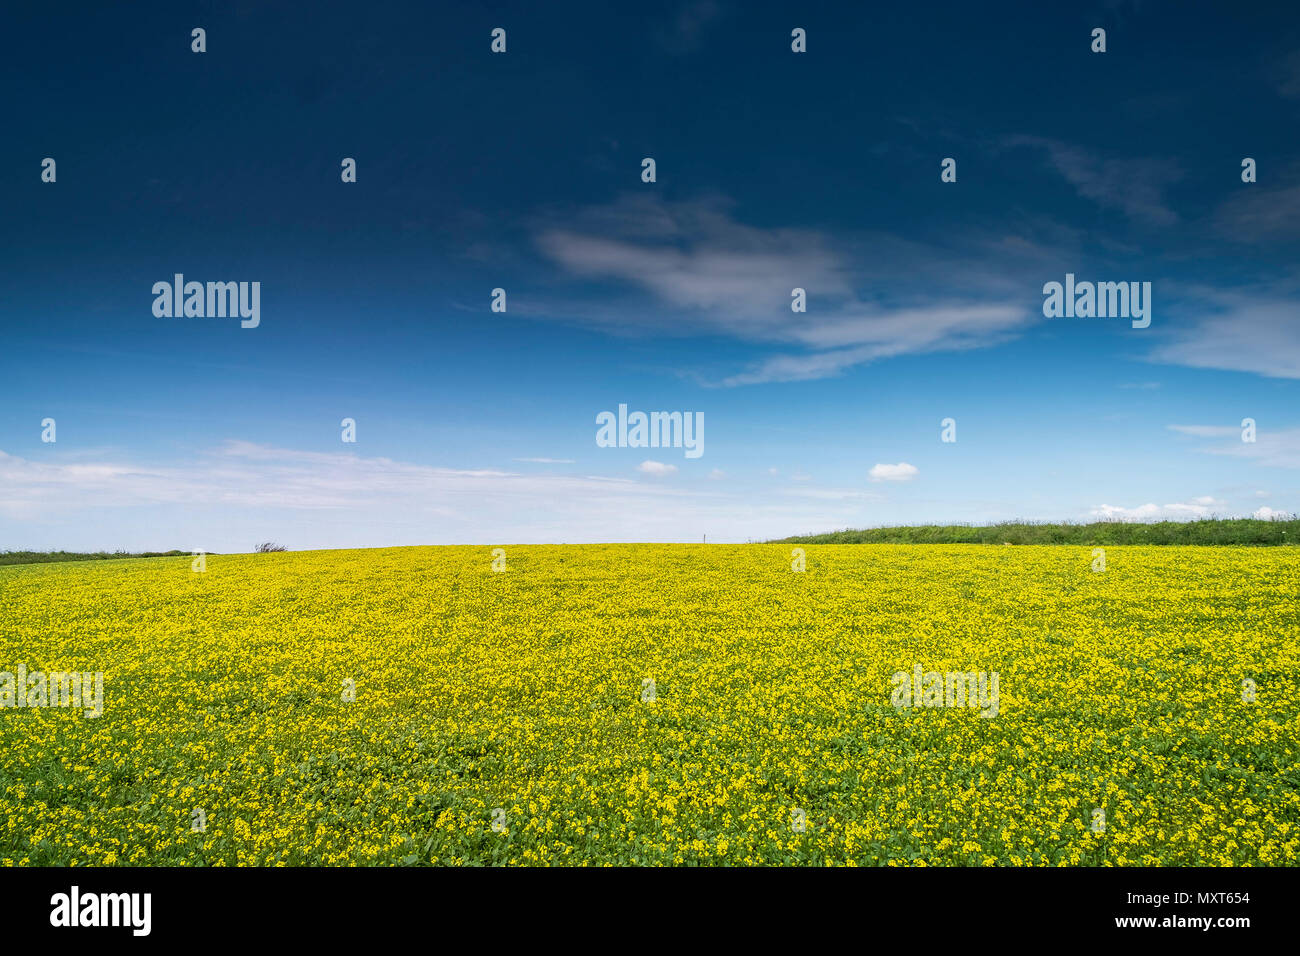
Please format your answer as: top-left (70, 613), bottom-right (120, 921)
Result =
top-left (0, 550), bottom-right (188, 567)
top-left (254, 542), bottom-right (287, 553)
top-left (773, 517), bottom-right (1300, 546)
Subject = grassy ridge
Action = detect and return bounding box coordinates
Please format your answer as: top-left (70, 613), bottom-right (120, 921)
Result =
top-left (5, 517), bottom-right (1297, 563)
top-left (774, 517), bottom-right (1299, 546)
top-left (0, 550), bottom-right (189, 567)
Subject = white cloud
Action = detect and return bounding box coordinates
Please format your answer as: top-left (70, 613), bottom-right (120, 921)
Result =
top-left (636, 460), bottom-right (678, 476)
top-left (0, 443), bottom-right (913, 549)
top-left (1090, 497), bottom-right (1225, 520)
top-left (0, 443), bottom-right (645, 519)
top-left (719, 304), bottom-right (1023, 386)
top-left (1092, 503), bottom-right (1159, 519)
top-left (707, 468), bottom-right (726, 480)
top-left (868, 462), bottom-right (919, 482)
top-left (1254, 506), bottom-right (1289, 519)
top-left (533, 195), bottom-right (1031, 386)
top-left (513, 457), bottom-right (576, 464)
top-left (535, 196), bottom-right (852, 326)
top-left (1148, 291), bottom-right (1300, 380)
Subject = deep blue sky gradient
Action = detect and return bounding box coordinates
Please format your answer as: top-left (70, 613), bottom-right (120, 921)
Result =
top-left (2, 1), bottom-right (1298, 548)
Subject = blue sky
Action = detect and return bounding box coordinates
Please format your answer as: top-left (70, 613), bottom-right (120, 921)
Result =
top-left (2, 0), bottom-right (1299, 549)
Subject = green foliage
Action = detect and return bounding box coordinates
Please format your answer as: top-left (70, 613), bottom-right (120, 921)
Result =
top-left (773, 517), bottom-right (1300, 546)
top-left (0, 550), bottom-right (190, 567)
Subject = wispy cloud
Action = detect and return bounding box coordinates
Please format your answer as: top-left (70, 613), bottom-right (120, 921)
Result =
top-left (1214, 179), bottom-right (1300, 242)
top-left (1277, 48), bottom-right (1300, 98)
top-left (534, 195), bottom-right (1030, 386)
top-left (1148, 289), bottom-right (1300, 380)
top-left (535, 195), bottom-right (853, 328)
top-left (655, 0), bottom-right (726, 55)
top-left (1006, 135), bottom-right (1179, 226)
top-left (1169, 424), bottom-right (1240, 438)
top-left (0, 443), bottom-right (902, 548)
top-left (0, 443), bottom-right (625, 517)
top-left (782, 486), bottom-right (883, 501)
top-left (720, 305), bottom-right (1023, 386)
top-left (1167, 424), bottom-right (1300, 469)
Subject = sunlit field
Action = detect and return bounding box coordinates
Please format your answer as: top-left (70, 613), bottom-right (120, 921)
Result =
top-left (2, 544), bottom-right (1297, 866)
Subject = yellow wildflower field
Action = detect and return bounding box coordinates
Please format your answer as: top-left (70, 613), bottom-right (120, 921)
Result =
top-left (1, 544), bottom-right (1297, 866)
